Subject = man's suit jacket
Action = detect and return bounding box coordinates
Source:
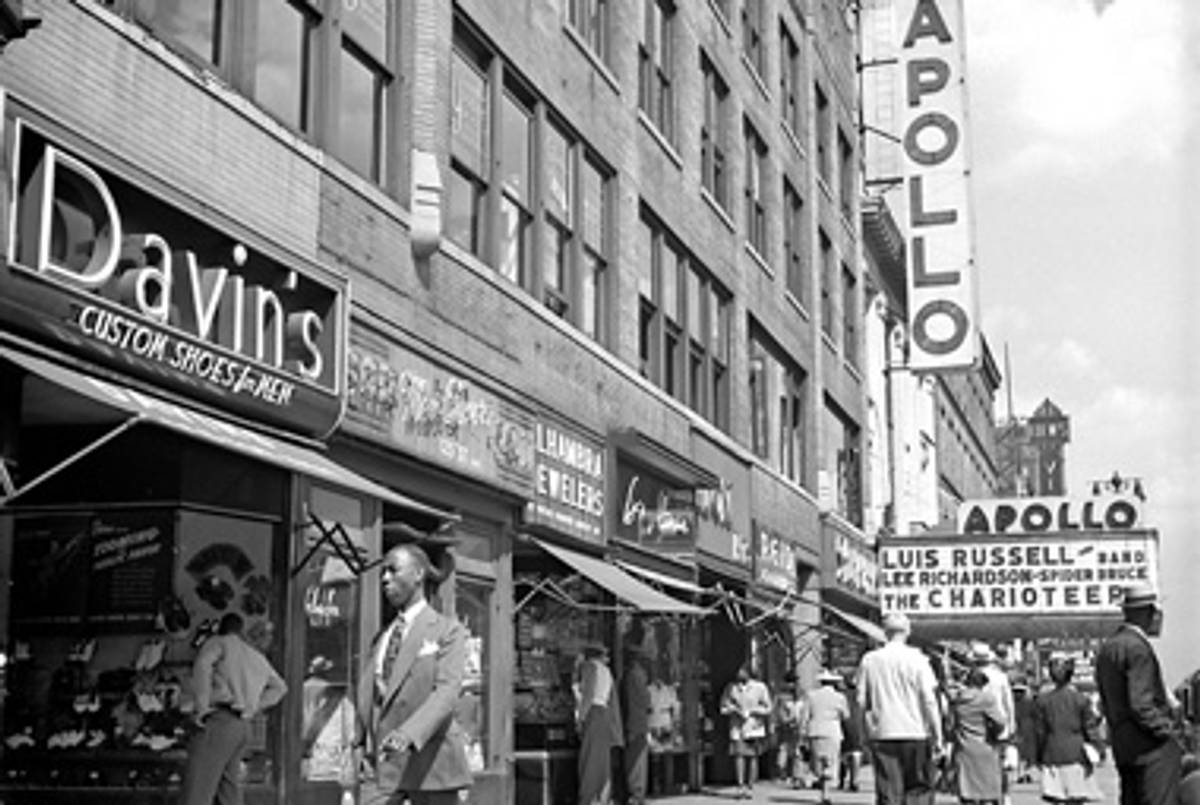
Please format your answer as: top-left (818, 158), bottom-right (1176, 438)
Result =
top-left (356, 604), bottom-right (473, 793)
top-left (1095, 623), bottom-right (1176, 766)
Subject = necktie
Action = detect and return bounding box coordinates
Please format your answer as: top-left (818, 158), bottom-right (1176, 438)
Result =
top-left (380, 616), bottom-right (404, 682)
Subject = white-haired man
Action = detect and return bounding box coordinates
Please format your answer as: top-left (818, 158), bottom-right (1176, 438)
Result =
top-left (855, 612), bottom-right (943, 805)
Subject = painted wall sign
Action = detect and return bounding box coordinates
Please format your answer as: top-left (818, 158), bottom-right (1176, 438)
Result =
top-left (956, 495), bottom-right (1141, 535)
top-left (897, 0), bottom-right (979, 369)
top-left (345, 331), bottom-right (535, 495)
top-left (753, 521), bottom-right (798, 594)
top-left (835, 532), bottom-right (879, 597)
top-left (4, 115), bottom-right (345, 435)
top-left (524, 418), bottom-right (606, 544)
top-left (616, 461), bottom-right (695, 555)
top-left (877, 531), bottom-right (1159, 617)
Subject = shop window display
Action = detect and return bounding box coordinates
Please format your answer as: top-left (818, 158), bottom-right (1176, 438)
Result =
top-left (2, 507), bottom-right (281, 792)
top-left (514, 570), bottom-right (612, 749)
top-left (620, 615), bottom-right (686, 753)
top-left (455, 575), bottom-right (491, 772)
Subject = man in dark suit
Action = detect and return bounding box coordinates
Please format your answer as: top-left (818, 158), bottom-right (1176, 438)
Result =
top-left (356, 543), bottom-right (472, 805)
top-left (1096, 581), bottom-right (1181, 805)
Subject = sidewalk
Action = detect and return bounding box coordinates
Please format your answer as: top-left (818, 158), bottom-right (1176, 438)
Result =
top-left (650, 762), bottom-right (1121, 804)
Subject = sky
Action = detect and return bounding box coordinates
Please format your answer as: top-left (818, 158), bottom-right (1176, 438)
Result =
top-left (963, 0), bottom-right (1199, 684)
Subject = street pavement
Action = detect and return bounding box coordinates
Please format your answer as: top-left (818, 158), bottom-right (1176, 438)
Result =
top-left (651, 761), bottom-right (1122, 804)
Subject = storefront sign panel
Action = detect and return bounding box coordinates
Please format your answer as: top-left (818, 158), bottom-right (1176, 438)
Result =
top-left (956, 495), bottom-right (1142, 535)
top-left (616, 461), bottom-right (695, 556)
top-left (345, 332), bottom-right (535, 496)
top-left (691, 434), bottom-right (752, 570)
top-left (753, 521), bottom-right (798, 595)
top-left (835, 532), bottom-right (878, 598)
top-left (877, 531), bottom-right (1158, 617)
top-left (3, 116), bottom-right (345, 436)
top-left (524, 418), bottom-right (606, 544)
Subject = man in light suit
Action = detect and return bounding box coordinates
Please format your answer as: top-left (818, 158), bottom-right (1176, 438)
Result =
top-left (1096, 581), bottom-right (1181, 805)
top-left (356, 543), bottom-right (472, 805)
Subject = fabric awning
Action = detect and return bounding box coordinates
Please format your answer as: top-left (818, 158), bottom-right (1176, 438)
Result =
top-left (824, 602), bottom-right (887, 644)
top-left (531, 538), bottom-right (705, 616)
top-left (615, 560), bottom-right (709, 597)
top-left (0, 345), bottom-right (454, 520)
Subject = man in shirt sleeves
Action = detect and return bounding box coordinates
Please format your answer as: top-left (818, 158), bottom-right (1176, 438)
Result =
top-left (182, 612), bottom-right (287, 805)
top-left (356, 543), bottom-right (472, 805)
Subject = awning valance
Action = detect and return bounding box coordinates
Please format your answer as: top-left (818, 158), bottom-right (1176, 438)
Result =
top-left (824, 602), bottom-right (887, 644)
top-left (615, 560), bottom-right (709, 597)
top-left (0, 345), bottom-right (454, 521)
top-left (530, 538), bottom-right (705, 616)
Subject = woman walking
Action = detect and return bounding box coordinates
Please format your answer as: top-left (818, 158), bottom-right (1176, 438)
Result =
top-left (720, 664), bottom-right (772, 799)
top-left (949, 666), bottom-right (1007, 804)
top-left (1033, 654), bottom-right (1102, 804)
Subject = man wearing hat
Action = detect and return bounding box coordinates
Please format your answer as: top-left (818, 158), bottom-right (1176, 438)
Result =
top-left (855, 611), bottom-right (944, 805)
top-left (801, 669), bottom-right (850, 801)
top-left (1096, 581), bottom-right (1181, 805)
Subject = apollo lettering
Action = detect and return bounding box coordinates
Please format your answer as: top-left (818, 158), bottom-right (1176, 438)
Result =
top-left (21, 142), bottom-right (325, 380)
top-left (960, 498), bottom-right (1140, 535)
top-left (900, 0), bottom-right (974, 363)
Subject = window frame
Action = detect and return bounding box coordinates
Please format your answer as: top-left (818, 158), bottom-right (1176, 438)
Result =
top-left (638, 0), bottom-right (676, 144)
top-left (819, 228), bottom-right (835, 340)
top-left (568, 0), bottom-right (611, 65)
top-left (815, 82), bottom-right (832, 187)
top-left (743, 119), bottom-right (768, 258)
top-left (783, 178), bottom-right (807, 307)
top-left (779, 21), bottom-right (802, 136)
top-left (741, 0), bottom-right (765, 78)
top-left (700, 52), bottom-right (730, 210)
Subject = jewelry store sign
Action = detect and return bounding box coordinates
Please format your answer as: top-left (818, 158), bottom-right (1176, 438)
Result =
top-left (877, 531), bottom-right (1158, 617)
top-left (524, 418), bottom-right (606, 544)
top-left (345, 331), bottom-right (535, 495)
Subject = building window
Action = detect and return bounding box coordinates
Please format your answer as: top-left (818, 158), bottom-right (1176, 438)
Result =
top-left (819, 229), bottom-right (835, 340)
top-left (448, 42), bottom-right (491, 258)
top-left (543, 120), bottom-right (574, 318)
top-left (700, 52), bottom-right (730, 210)
top-left (252, 0), bottom-right (316, 133)
top-left (783, 179), bottom-right (806, 307)
top-left (780, 22), bottom-right (802, 136)
top-left (838, 126), bottom-right (855, 220)
top-left (742, 0), bottom-right (765, 78)
top-left (639, 0), bottom-right (675, 144)
top-left (842, 263), bottom-right (858, 367)
top-left (568, 0), bottom-right (610, 64)
top-left (498, 91), bottom-right (534, 285)
top-left (825, 402), bottom-right (863, 526)
top-left (131, 0), bottom-right (221, 64)
top-left (640, 207), bottom-right (730, 428)
top-left (750, 327), bottom-right (808, 484)
top-left (580, 155), bottom-right (611, 342)
top-left (711, 0), bottom-right (731, 22)
top-left (744, 120), bottom-right (767, 258)
top-left (119, 1), bottom-right (394, 186)
top-left (334, 1), bottom-right (393, 182)
top-left (815, 83), bottom-right (832, 187)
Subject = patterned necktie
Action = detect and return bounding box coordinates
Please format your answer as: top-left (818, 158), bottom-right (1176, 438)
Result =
top-left (380, 616), bottom-right (404, 682)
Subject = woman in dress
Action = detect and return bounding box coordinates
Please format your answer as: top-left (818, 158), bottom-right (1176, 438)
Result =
top-left (720, 664), bottom-right (773, 799)
top-left (1033, 654), bottom-right (1102, 804)
top-left (950, 666), bottom-right (1007, 804)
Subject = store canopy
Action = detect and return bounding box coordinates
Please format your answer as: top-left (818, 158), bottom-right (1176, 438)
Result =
top-left (615, 560), bottom-right (710, 597)
top-left (531, 538), bottom-right (705, 616)
top-left (0, 345), bottom-right (454, 521)
top-left (824, 602), bottom-right (887, 644)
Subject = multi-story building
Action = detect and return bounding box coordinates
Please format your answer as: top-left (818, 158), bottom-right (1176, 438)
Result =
top-left (995, 398), bottom-right (1072, 497)
top-left (0, 1), bottom-right (884, 802)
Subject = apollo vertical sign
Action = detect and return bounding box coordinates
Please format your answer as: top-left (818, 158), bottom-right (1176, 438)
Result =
top-left (898, 0), bottom-right (978, 370)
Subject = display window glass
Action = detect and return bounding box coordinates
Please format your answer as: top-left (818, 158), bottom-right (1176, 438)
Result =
top-left (620, 614), bottom-right (686, 753)
top-left (455, 575), bottom-right (491, 772)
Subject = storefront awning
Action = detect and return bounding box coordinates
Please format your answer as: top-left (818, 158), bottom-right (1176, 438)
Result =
top-left (824, 602), bottom-right (887, 644)
top-left (615, 560), bottom-right (710, 597)
top-left (531, 538), bottom-right (705, 616)
top-left (0, 345), bottom-right (454, 521)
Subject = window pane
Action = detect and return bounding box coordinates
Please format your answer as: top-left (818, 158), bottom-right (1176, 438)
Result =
top-left (582, 250), bottom-right (604, 340)
top-left (498, 197), bottom-right (529, 283)
top-left (686, 266), bottom-right (703, 341)
top-left (455, 577), bottom-right (491, 772)
top-left (661, 246), bottom-right (679, 321)
top-left (254, 0), bottom-right (308, 131)
top-left (543, 219), bottom-right (568, 295)
top-left (134, 0), bottom-right (219, 64)
top-left (582, 158), bottom-right (605, 249)
top-left (451, 50), bottom-right (489, 176)
top-left (446, 167), bottom-right (481, 254)
top-left (337, 43), bottom-right (383, 180)
top-left (545, 124), bottom-right (572, 225)
top-left (637, 219), bottom-right (654, 299)
top-left (501, 94), bottom-right (531, 203)
top-left (342, 0), bottom-right (387, 61)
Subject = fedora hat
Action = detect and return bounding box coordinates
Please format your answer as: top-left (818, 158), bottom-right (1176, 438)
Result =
top-left (967, 641), bottom-right (996, 664)
top-left (1121, 581), bottom-right (1159, 609)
